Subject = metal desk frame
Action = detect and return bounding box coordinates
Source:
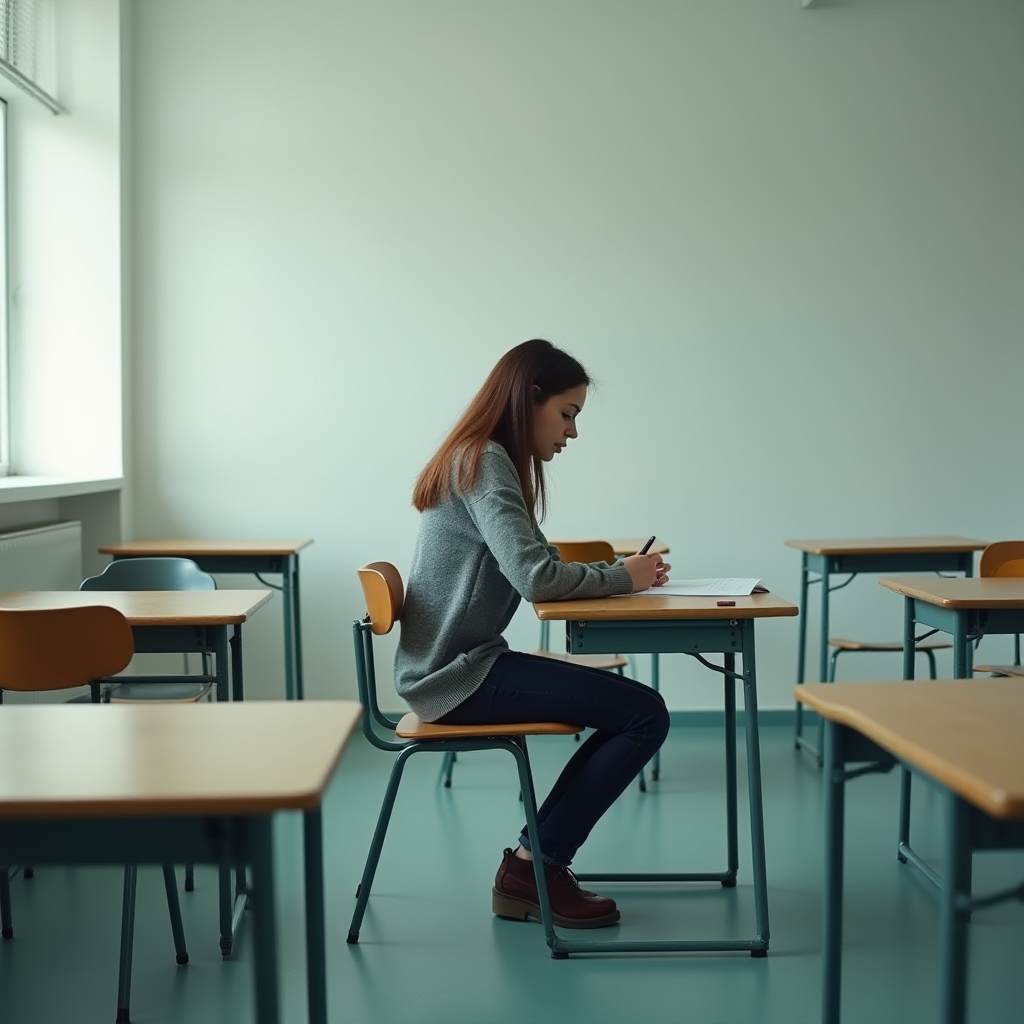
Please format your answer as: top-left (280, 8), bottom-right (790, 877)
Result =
top-left (895, 594), bottom-right (1024, 888)
top-left (793, 546), bottom-right (976, 764)
top-left (0, 807), bottom-right (328, 1024)
top-left (821, 718), bottom-right (1024, 1024)
top-left (111, 549), bottom-right (307, 701)
top-left (546, 614), bottom-right (770, 957)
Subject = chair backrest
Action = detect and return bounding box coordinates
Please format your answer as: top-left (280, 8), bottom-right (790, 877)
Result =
top-left (980, 541), bottom-right (1024, 579)
top-left (81, 556), bottom-right (216, 592)
top-left (357, 561), bottom-right (405, 635)
top-left (0, 606), bottom-right (134, 691)
top-left (554, 540), bottom-right (617, 565)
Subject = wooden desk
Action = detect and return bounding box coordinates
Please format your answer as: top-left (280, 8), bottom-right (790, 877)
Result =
top-left (0, 589), bottom-right (272, 954)
top-left (100, 540), bottom-right (313, 700)
top-left (0, 701), bottom-right (360, 1024)
top-left (786, 536), bottom-right (985, 761)
top-left (879, 577), bottom-right (1024, 680)
top-left (534, 592), bottom-right (797, 957)
top-left (794, 680), bottom-right (1024, 1024)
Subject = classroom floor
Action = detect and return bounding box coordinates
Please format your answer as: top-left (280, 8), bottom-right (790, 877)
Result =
top-left (1, 720), bottom-right (1022, 1024)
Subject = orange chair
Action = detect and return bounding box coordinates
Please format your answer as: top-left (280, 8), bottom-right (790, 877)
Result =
top-left (348, 562), bottom-right (579, 953)
top-left (973, 541), bottom-right (1024, 676)
top-left (0, 606), bottom-right (189, 1024)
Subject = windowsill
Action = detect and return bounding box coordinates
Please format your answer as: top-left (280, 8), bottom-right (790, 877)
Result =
top-left (0, 474), bottom-right (124, 503)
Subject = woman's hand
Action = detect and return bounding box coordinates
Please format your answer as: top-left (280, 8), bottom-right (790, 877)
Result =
top-left (624, 554), bottom-right (671, 592)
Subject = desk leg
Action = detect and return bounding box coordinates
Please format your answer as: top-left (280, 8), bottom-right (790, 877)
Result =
top-left (250, 816), bottom-right (281, 1024)
top-left (940, 793), bottom-right (971, 1024)
top-left (822, 720), bottom-right (846, 1024)
top-left (741, 626), bottom-right (769, 954)
top-left (0, 863), bottom-right (11, 939)
top-left (292, 555), bottom-right (305, 701)
top-left (215, 627), bottom-right (230, 703)
top-left (724, 653), bottom-right (739, 884)
top-left (953, 612), bottom-right (969, 679)
top-left (898, 599), bottom-right (915, 857)
top-left (231, 624), bottom-right (245, 702)
top-left (794, 555), bottom-right (810, 748)
top-left (650, 653), bottom-right (661, 780)
top-left (283, 558), bottom-right (296, 701)
top-left (303, 808), bottom-right (327, 1024)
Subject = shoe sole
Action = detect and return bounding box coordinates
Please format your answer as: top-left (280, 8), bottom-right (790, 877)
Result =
top-left (491, 888), bottom-right (620, 930)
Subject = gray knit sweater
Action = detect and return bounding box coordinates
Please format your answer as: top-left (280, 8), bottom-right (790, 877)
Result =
top-left (395, 441), bottom-right (634, 722)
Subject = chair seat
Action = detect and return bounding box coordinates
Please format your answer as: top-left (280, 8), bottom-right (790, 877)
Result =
top-left (828, 637), bottom-right (952, 652)
top-left (973, 664), bottom-right (1024, 678)
top-left (531, 650), bottom-right (629, 671)
top-left (106, 681), bottom-right (213, 703)
top-left (395, 712), bottom-right (580, 741)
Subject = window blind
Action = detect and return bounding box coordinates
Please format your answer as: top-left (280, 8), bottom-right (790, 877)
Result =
top-left (0, 0), bottom-right (59, 114)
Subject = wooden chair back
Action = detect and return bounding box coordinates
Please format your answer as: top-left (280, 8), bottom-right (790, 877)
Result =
top-left (980, 541), bottom-right (1024, 579)
top-left (357, 561), bottom-right (405, 635)
top-left (0, 606), bottom-right (134, 691)
top-left (553, 540), bottom-right (617, 565)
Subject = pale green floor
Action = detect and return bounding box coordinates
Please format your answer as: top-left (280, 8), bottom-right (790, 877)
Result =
top-left (2, 721), bottom-right (1022, 1024)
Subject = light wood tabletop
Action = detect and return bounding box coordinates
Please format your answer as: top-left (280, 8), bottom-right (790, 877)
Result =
top-left (100, 539), bottom-right (313, 557)
top-left (785, 536), bottom-right (987, 556)
top-left (0, 701), bottom-right (361, 818)
top-left (879, 577), bottom-right (1024, 608)
top-left (549, 537), bottom-right (671, 557)
top-left (0, 590), bottom-right (273, 625)
top-left (794, 680), bottom-right (1024, 819)
top-left (535, 592), bottom-right (797, 621)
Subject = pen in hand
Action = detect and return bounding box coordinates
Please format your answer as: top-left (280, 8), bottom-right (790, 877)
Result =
top-left (638, 536), bottom-right (656, 555)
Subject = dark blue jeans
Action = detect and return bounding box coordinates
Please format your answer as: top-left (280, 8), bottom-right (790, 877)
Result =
top-left (436, 651), bottom-right (670, 867)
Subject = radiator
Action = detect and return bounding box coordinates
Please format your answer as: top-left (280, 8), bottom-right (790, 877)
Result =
top-left (0, 520), bottom-right (84, 704)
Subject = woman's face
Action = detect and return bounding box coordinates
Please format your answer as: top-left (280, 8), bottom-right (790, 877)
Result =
top-left (532, 384), bottom-right (588, 462)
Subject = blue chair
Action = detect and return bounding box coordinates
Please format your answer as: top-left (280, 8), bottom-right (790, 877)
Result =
top-left (81, 557), bottom-right (216, 703)
top-left (348, 561), bottom-right (579, 954)
top-left (0, 605), bottom-right (189, 1024)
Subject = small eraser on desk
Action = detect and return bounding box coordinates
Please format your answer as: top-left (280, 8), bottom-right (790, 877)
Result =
top-left (717, 600), bottom-right (736, 606)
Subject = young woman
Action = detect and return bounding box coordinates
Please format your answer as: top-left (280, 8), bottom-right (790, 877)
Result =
top-left (396, 338), bottom-right (671, 929)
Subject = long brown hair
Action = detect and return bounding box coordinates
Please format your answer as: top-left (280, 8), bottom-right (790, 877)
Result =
top-left (413, 339), bottom-right (591, 523)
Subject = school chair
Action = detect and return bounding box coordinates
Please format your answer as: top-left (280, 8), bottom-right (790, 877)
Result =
top-left (0, 605), bottom-right (189, 1024)
top-left (348, 561), bottom-right (580, 953)
top-left (972, 540), bottom-right (1024, 676)
top-left (81, 556), bottom-right (217, 704)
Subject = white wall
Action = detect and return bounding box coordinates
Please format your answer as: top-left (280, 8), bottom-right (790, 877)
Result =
top-left (129, 0), bottom-right (1024, 708)
top-left (5, 0), bottom-right (124, 478)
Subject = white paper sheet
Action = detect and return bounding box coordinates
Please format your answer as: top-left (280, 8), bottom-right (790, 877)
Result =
top-left (628, 578), bottom-right (764, 597)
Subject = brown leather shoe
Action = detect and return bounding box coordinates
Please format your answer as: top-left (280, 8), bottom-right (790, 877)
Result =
top-left (492, 848), bottom-right (620, 929)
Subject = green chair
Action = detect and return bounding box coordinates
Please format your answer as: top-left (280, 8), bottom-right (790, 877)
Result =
top-left (81, 556), bottom-right (217, 703)
top-left (348, 561), bottom-right (580, 955)
top-left (0, 605), bottom-right (189, 1024)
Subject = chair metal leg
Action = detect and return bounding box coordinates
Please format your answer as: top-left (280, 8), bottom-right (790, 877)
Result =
top-left (348, 747), bottom-right (415, 943)
top-left (116, 866), bottom-right (138, 1024)
top-left (925, 649), bottom-right (937, 680)
top-left (1, 864), bottom-right (13, 939)
top-left (437, 750), bottom-right (456, 788)
top-left (508, 737), bottom-right (561, 955)
top-left (184, 863), bottom-right (194, 892)
top-left (161, 865), bottom-right (189, 966)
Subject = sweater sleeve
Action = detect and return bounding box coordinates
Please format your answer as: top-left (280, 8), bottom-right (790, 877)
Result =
top-left (464, 449), bottom-right (633, 602)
